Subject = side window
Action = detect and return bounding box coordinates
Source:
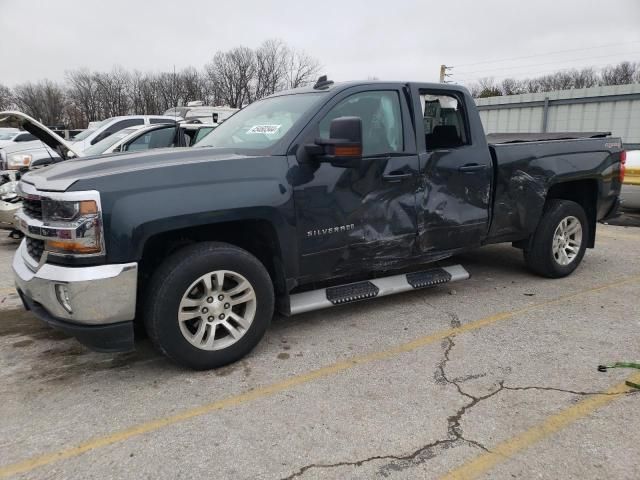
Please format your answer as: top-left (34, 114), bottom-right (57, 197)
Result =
top-left (109, 119), bottom-right (144, 133)
top-left (194, 127), bottom-right (214, 144)
top-left (126, 127), bottom-right (176, 152)
top-left (319, 91), bottom-right (403, 156)
top-left (420, 92), bottom-right (469, 150)
top-left (91, 119), bottom-right (144, 145)
top-left (15, 133), bottom-right (36, 142)
top-left (150, 118), bottom-right (176, 124)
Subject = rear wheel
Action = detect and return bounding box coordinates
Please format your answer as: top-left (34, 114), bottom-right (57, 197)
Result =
top-left (144, 242), bottom-right (274, 370)
top-left (523, 200), bottom-right (588, 278)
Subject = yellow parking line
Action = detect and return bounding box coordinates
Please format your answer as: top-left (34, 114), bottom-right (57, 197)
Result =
top-left (1, 274), bottom-right (639, 478)
top-left (440, 372), bottom-right (640, 480)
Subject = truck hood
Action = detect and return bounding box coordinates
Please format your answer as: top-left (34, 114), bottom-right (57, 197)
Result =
top-left (0, 111), bottom-right (79, 160)
top-left (21, 147), bottom-right (255, 191)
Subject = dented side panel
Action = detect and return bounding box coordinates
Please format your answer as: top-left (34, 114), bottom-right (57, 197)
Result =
top-left (289, 84), bottom-right (422, 283)
top-left (486, 138), bottom-right (622, 243)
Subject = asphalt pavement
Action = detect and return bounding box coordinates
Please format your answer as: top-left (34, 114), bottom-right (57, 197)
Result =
top-left (0, 221), bottom-right (639, 480)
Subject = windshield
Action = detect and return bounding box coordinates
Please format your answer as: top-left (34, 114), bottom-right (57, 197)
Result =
top-left (82, 127), bottom-right (139, 156)
top-left (0, 132), bottom-right (17, 140)
top-left (73, 118), bottom-right (111, 142)
top-left (195, 93), bottom-right (323, 149)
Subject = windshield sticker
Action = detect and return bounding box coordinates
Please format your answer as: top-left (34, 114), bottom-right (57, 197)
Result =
top-left (246, 124), bottom-right (281, 135)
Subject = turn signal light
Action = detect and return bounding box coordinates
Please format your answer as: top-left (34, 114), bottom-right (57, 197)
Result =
top-left (45, 240), bottom-right (101, 254)
top-left (79, 200), bottom-right (98, 215)
top-left (334, 145), bottom-right (362, 157)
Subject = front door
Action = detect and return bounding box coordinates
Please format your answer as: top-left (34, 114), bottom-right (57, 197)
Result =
top-left (290, 86), bottom-right (419, 283)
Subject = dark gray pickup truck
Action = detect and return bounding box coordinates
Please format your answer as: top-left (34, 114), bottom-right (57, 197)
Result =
top-left (9, 79), bottom-right (624, 370)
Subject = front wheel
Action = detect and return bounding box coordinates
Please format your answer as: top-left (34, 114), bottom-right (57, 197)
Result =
top-left (144, 242), bottom-right (274, 370)
top-left (523, 200), bottom-right (588, 278)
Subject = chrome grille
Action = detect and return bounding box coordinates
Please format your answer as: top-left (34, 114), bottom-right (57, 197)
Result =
top-left (22, 198), bottom-right (43, 220)
top-left (26, 237), bottom-right (44, 262)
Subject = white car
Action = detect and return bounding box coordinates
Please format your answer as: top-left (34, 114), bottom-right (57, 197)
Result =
top-left (0, 111), bottom-right (215, 166)
top-left (621, 150), bottom-right (640, 210)
top-left (81, 122), bottom-right (216, 156)
top-left (0, 112), bottom-right (214, 230)
top-left (0, 129), bottom-right (38, 148)
top-left (164, 102), bottom-right (238, 124)
top-left (0, 112), bottom-right (184, 170)
top-left (70, 115), bottom-right (182, 153)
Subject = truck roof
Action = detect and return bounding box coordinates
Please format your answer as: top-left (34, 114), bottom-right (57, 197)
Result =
top-left (269, 80), bottom-right (470, 98)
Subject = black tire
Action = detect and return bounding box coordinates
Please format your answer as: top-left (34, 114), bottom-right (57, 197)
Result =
top-left (523, 200), bottom-right (589, 278)
top-left (144, 242), bottom-right (274, 370)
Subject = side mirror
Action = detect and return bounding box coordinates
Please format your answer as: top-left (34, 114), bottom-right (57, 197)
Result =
top-left (305, 116), bottom-right (362, 168)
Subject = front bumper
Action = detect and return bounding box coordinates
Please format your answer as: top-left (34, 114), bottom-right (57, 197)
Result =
top-left (13, 240), bottom-right (138, 351)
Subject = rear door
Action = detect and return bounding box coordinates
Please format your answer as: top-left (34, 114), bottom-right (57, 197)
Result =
top-left (291, 85), bottom-right (419, 282)
top-left (411, 86), bottom-right (492, 253)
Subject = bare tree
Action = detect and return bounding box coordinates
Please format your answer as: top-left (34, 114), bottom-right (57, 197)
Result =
top-left (467, 62), bottom-right (637, 98)
top-left (500, 78), bottom-right (525, 95)
top-left (178, 67), bottom-right (208, 105)
top-left (66, 69), bottom-right (100, 123)
top-left (206, 47), bottom-right (256, 108)
top-left (471, 78), bottom-right (502, 98)
top-left (601, 61), bottom-right (637, 86)
top-left (6, 41), bottom-right (321, 125)
top-left (572, 67), bottom-right (598, 89)
top-left (285, 49), bottom-right (320, 89)
top-left (13, 80), bottom-right (65, 125)
top-left (0, 84), bottom-right (13, 110)
top-left (94, 67), bottom-right (131, 117)
top-left (253, 39), bottom-right (288, 100)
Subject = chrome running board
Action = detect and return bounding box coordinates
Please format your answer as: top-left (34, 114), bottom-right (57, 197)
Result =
top-left (289, 264), bottom-right (469, 315)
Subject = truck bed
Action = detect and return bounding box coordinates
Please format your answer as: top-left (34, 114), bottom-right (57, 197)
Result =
top-left (486, 132), bottom-right (610, 144)
top-left (486, 136), bottom-right (622, 244)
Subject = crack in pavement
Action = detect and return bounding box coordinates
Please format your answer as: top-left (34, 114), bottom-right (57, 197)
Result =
top-left (279, 332), bottom-right (637, 480)
top-left (280, 334), bottom-right (501, 480)
top-left (503, 384), bottom-right (640, 397)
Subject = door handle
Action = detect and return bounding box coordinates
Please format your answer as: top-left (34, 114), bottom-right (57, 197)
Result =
top-left (458, 163), bottom-right (486, 173)
top-left (383, 171), bottom-right (413, 182)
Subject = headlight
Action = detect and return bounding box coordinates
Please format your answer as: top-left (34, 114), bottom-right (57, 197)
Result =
top-left (7, 153), bottom-right (32, 170)
top-left (42, 199), bottom-right (103, 255)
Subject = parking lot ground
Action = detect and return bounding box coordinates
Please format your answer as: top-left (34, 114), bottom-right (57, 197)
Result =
top-left (1, 223), bottom-right (639, 480)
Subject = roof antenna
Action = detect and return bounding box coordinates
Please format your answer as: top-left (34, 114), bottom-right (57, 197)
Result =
top-left (313, 75), bottom-right (334, 90)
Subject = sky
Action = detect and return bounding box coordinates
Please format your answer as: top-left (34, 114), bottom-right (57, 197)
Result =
top-left (1, 0), bottom-right (639, 87)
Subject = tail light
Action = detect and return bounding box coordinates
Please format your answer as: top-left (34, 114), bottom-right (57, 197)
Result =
top-left (620, 150), bottom-right (626, 183)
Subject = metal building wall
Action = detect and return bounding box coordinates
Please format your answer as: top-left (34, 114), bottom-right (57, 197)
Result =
top-left (475, 83), bottom-right (640, 146)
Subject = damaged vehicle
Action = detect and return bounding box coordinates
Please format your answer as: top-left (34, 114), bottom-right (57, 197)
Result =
top-left (0, 113), bottom-right (215, 233)
top-left (0, 129), bottom-right (37, 148)
top-left (11, 79), bottom-right (623, 370)
top-left (0, 113), bottom-right (183, 171)
top-left (0, 180), bottom-right (21, 232)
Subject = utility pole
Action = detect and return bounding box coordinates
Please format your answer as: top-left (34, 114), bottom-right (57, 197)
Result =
top-left (439, 65), bottom-right (453, 83)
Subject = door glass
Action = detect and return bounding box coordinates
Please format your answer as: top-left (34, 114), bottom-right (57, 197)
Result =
top-left (420, 93), bottom-right (469, 150)
top-left (319, 91), bottom-right (403, 156)
top-left (126, 127), bottom-right (176, 152)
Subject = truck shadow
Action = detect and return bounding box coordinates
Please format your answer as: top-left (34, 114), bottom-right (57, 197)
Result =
top-left (2, 244), bottom-right (531, 378)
